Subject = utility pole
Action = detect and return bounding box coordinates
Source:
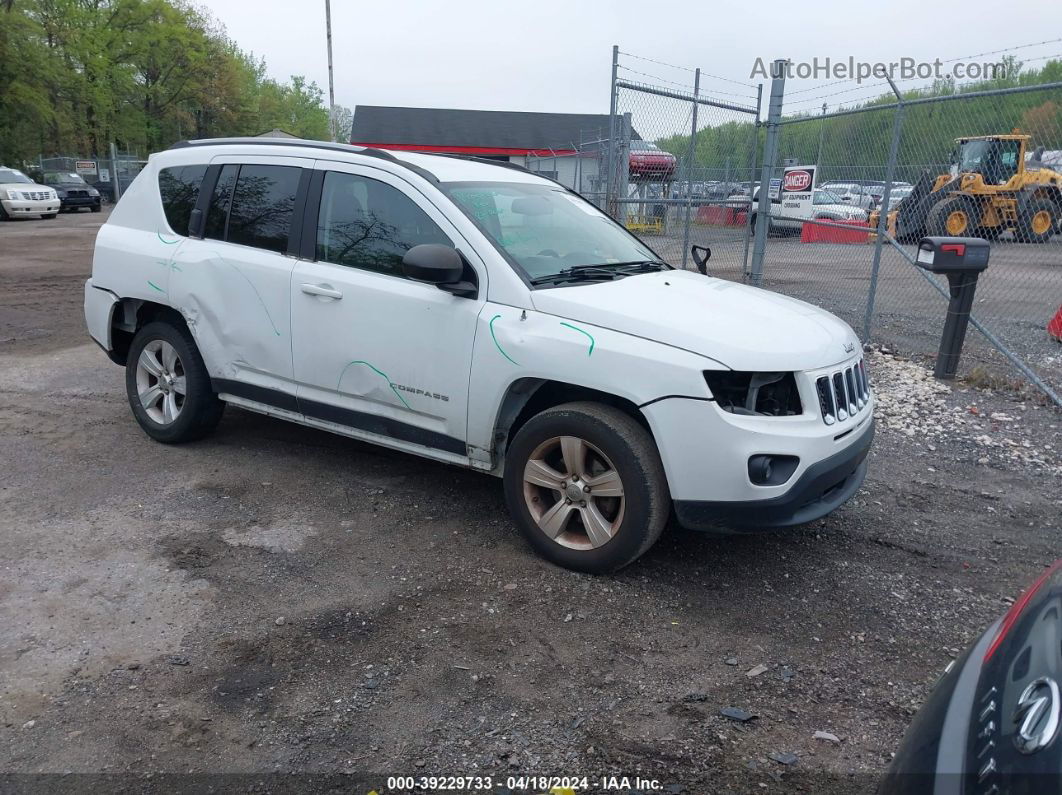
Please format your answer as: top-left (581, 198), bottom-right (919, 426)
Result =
top-left (325, 0), bottom-right (336, 141)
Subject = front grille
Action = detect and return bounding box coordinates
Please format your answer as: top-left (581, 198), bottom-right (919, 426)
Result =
top-left (815, 357), bottom-right (870, 426)
top-left (21, 191), bottom-right (50, 201)
top-left (68, 190), bottom-right (88, 197)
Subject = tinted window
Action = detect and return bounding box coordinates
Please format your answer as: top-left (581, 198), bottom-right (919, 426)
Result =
top-left (316, 171), bottom-right (451, 276)
top-left (158, 165), bottom-right (208, 236)
top-left (204, 164), bottom-right (237, 241)
top-left (227, 165), bottom-right (301, 253)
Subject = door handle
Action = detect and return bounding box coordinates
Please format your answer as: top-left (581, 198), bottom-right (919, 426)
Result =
top-left (300, 283), bottom-right (343, 299)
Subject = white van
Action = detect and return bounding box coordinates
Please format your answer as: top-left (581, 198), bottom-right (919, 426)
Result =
top-left (84, 139), bottom-right (873, 572)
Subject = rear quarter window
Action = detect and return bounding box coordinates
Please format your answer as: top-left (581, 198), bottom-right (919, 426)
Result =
top-left (158, 165), bottom-right (208, 236)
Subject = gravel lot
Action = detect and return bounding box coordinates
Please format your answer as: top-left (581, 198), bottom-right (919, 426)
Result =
top-left (1, 210), bottom-right (1060, 793)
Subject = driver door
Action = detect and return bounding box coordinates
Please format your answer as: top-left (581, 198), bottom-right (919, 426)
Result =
top-left (290, 163), bottom-right (485, 459)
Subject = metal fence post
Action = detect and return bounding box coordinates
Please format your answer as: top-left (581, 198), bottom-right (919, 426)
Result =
top-left (617, 112), bottom-right (632, 224)
top-left (749, 60), bottom-right (786, 287)
top-left (110, 141), bottom-right (122, 203)
top-left (681, 68), bottom-right (700, 269)
top-left (605, 45), bottom-right (619, 216)
top-left (740, 84), bottom-right (763, 277)
top-left (862, 78), bottom-right (905, 341)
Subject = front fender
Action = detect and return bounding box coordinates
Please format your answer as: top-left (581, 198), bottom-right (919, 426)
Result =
top-left (465, 304), bottom-right (718, 455)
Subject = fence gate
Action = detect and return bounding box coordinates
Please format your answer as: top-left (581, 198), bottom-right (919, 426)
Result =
top-left (604, 48), bottom-right (762, 275)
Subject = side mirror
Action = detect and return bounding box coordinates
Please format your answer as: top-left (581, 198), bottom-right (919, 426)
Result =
top-left (402, 244), bottom-right (463, 283)
top-left (691, 244), bottom-right (712, 275)
top-left (401, 244), bottom-right (478, 299)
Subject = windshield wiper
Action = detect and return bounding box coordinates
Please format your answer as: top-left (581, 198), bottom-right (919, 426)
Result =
top-left (529, 265), bottom-right (624, 285)
top-left (529, 260), bottom-right (670, 286)
top-left (609, 260), bottom-right (671, 273)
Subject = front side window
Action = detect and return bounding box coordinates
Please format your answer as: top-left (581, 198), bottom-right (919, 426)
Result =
top-left (315, 171), bottom-right (451, 276)
top-left (445, 181), bottom-right (658, 283)
top-left (226, 165), bottom-right (301, 253)
top-left (158, 164), bottom-right (208, 236)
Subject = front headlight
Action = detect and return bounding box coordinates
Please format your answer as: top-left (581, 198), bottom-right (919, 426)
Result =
top-left (703, 371), bottom-right (803, 416)
top-left (55, 190), bottom-right (67, 198)
top-left (6, 190), bottom-right (22, 200)
top-left (88, 188), bottom-right (99, 197)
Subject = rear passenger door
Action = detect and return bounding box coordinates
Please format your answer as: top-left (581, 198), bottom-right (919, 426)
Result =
top-left (170, 156), bottom-right (310, 405)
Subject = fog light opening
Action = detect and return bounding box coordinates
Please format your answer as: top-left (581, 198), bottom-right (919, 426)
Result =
top-left (748, 454), bottom-right (799, 486)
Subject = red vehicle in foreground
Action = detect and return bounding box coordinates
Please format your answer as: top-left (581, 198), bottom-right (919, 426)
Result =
top-left (629, 141), bottom-right (676, 180)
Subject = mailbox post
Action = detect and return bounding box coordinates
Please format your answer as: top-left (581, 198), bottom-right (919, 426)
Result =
top-left (914, 236), bottom-right (990, 380)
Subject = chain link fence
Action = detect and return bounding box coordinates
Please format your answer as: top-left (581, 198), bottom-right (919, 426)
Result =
top-left (595, 50), bottom-right (1062, 406)
top-left (29, 149), bottom-right (147, 203)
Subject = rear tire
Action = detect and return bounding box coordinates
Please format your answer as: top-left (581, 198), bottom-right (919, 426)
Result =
top-left (503, 402), bottom-right (670, 573)
top-left (1016, 199), bottom-right (1057, 244)
top-left (125, 320), bottom-right (224, 444)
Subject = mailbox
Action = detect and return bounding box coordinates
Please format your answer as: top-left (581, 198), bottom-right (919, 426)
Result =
top-left (915, 236), bottom-right (991, 380)
top-left (915, 236), bottom-right (990, 273)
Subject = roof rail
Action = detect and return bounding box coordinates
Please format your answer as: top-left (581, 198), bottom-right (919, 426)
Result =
top-left (166, 137), bottom-right (439, 183)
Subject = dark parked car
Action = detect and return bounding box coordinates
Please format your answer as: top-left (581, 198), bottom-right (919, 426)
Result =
top-left (882, 560), bottom-right (1062, 793)
top-left (42, 171), bottom-right (102, 212)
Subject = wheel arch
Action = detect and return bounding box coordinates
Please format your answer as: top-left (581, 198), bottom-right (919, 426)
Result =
top-left (108, 298), bottom-right (188, 366)
top-left (490, 377), bottom-right (654, 471)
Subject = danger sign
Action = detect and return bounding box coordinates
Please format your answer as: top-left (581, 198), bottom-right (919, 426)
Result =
top-left (783, 169), bottom-right (814, 192)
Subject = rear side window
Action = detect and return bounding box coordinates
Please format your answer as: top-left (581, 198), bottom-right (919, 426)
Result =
top-left (158, 165), bottom-right (207, 236)
top-left (204, 164), bottom-right (237, 241)
top-left (315, 171), bottom-right (451, 276)
top-left (226, 165), bottom-right (301, 253)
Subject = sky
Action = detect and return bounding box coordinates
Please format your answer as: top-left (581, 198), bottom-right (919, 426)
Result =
top-left (199, 0), bottom-right (1062, 121)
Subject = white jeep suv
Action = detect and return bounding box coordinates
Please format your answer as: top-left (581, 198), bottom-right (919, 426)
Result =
top-left (84, 139), bottom-right (874, 572)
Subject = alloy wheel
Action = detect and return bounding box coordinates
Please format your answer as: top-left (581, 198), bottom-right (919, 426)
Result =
top-left (135, 340), bottom-right (186, 425)
top-left (522, 435), bottom-right (625, 550)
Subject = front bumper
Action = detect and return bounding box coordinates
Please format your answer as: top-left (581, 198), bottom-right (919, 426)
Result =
top-left (674, 418), bottom-right (873, 530)
top-left (59, 195), bottom-right (101, 209)
top-left (2, 198), bottom-right (60, 216)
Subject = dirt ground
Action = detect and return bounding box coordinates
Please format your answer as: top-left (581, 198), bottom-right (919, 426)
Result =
top-left (1, 210), bottom-right (1060, 794)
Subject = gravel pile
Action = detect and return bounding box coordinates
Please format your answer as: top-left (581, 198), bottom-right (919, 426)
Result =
top-left (868, 347), bottom-right (1061, 477)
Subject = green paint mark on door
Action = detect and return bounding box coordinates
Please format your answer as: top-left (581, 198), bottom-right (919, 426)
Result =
top-left (336, 360), bottom-right (412, 410)
top-left (147, 280), bottom-right (165, 294)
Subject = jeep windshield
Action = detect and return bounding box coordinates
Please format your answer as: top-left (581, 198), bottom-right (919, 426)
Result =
top-left (444, 181), bottom-right (665, 286)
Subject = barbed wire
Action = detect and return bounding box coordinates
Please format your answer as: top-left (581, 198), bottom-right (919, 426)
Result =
top-left (618, 50), bottom-right (758, 89)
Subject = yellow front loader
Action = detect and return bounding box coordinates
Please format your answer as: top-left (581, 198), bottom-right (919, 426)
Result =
top-left (870, 134), bottom-right (1062, 243)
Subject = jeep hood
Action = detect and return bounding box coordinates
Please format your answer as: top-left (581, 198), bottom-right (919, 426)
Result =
top-left (530, 270), bottom-right (860, 371)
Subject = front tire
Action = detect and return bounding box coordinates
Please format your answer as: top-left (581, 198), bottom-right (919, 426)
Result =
top-left (503, 402), bottom-right (670, 573)
top-left (927, 196), bottom-right (978, 237)
top-left (125, 320), bottom-right (224, 443)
